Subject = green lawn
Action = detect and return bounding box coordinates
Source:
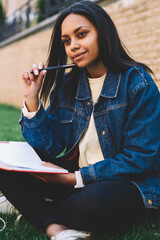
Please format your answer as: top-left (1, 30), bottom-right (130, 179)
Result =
top-left (0, 104), bottom-right (160, 240)
top-left (0, 104), bottom-right (24, 142)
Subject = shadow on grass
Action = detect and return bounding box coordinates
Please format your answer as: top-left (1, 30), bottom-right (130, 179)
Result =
top-left (91, 210), bottom-right (160, 240)
top-left (0, 210), bottom-right (160, 240)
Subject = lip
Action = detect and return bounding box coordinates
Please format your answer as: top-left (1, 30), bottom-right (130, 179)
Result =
top-left (72, 51), bottom-right (87, 61)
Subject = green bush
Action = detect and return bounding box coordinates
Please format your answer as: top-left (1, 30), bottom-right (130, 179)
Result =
top-left (36, 0), bottom-right (80, 23)
top-left (36, 0), bottom-right (57, 23)
top-left (36, 0), bottom-right (45, 23)
top-left (0, 0), bottom-right (5, 25)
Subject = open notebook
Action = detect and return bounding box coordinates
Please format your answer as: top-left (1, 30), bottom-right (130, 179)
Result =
top-left (0, 141), bottom-right (68, 174)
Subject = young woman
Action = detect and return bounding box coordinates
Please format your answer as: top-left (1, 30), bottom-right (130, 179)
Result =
top-left (0, 1), bottom-right (160, 239)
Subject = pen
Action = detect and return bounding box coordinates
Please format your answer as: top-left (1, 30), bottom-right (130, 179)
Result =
top-left (30, 63), bottom-right (76, 74)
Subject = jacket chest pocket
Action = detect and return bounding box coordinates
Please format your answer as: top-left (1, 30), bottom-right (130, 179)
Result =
top-left (58, 107), bottom-right (74, 145)
top-left (59, 107), bottom-right (74, 124)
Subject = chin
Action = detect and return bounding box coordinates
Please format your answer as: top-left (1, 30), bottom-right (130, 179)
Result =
top-left (75, 61), bottom-right (88, 69)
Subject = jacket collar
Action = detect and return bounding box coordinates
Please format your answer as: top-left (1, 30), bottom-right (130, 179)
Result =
top-left (76, 69), bottom-right (121, 100)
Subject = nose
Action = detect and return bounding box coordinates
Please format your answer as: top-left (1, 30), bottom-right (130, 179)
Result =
top-left (70, 39), bottom-right (80, 51)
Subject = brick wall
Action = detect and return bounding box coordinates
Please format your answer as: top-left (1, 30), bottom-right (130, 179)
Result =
top-left (0, 29), bottom-right (52, 107)
top-left (104, 0), bottom-right (160, 88)
top-left (0, 0), bottom-right (160, 107)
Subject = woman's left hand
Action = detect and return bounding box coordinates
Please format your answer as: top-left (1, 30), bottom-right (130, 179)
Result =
top-left (30, 161), bottom-right (76, 186)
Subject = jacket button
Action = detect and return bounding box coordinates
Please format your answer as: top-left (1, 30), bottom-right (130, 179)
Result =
top-left (148, 200), bottom-right (152, 205)
top-left (102, 130), bottom-right (105, 136)
top-left (87, 101), bottom-right (91, 106)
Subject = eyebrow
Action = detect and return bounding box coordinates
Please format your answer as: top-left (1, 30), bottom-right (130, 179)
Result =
top-left (61, 25), bottom-right (90, 38)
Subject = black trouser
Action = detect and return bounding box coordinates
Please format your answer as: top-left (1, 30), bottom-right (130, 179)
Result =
top-left (0, 170), bottom-right (146, 232)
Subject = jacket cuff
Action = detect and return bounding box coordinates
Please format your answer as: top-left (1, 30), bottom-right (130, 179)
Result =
top-left (19, 103), bottom-right (47, 128)
top-left (80, 165), bottom-right (96, 185)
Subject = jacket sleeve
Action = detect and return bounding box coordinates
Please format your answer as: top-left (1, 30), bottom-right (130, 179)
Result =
top-left (19, 103), bottom-right (66, 161)
top-left (80, 78), bottom-right (160, 184)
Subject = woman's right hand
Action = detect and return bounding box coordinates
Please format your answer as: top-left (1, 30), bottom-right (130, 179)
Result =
top-left (21, 62), bottom-right (47, 112)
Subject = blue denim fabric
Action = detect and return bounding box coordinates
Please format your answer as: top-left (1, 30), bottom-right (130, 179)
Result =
top-left (19, 67), bottom-right (160, 209)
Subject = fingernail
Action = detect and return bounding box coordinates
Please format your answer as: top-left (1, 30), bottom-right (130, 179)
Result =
top-left (41, 161), bottom-right (46, 165)
top-left (33, 64), bottom-right (37, 68)
top-left (42, 70), bottom-right (47, 75)
top-left (34, 70), bottom-right (39, 75)
top-left (38, 64), bottom-right (43, 69)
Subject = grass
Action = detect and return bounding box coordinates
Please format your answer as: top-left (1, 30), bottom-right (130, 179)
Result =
top-left (0, 104), bottom-right (160, 239)
top-left (0, 104), bottom-right (24, 142)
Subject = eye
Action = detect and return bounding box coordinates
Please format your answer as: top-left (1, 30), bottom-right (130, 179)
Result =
top-left (62, 39), bottom-right (71, 46)
top-left (77, 31), bottom-right (88, 38)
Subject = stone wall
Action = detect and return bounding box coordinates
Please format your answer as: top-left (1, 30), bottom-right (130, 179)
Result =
top-left (0, 0), bottom-right (160, 107)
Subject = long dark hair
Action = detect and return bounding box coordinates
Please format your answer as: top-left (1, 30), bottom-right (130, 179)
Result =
top-left (40, 0), bottom-right (153, 107)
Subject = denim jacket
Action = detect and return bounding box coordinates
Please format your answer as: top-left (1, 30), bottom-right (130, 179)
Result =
top-left (19, 67), bottom-right (160, 209)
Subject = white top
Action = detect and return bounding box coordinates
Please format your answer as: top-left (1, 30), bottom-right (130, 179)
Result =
top-left (78, 73), bottom-right (106, 168)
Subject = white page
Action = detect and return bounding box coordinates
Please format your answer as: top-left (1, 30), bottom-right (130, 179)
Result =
top-left (0, 141), bottom-right (68, 173)
top-left (0, 161), bottom-right (68, 173)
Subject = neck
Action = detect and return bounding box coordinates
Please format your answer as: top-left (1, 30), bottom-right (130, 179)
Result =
top-left (86, 60), bottom-right (108, 78)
